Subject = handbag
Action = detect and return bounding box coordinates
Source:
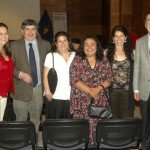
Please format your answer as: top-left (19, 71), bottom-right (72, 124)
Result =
top-left (89, 85), bottom-right (112, 119)
top-left (47, 53), bottom-right (58, 94)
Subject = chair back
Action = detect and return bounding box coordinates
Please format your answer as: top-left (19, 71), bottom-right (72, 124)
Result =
top-left (0, 121), bottom-right (36, 150)
top-left (96, 118), bottom-right (142, 149)
top-left (42, 119), bottom-right (89, 150)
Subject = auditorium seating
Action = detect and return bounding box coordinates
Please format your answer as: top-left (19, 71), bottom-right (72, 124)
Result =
top-left (0, 121), bottom-right (36, 150)
top-left (0, 118), bottom-right (142, 150)
top-left (42, 119), bottom-right (89, 150)
top-left (96, 117), bottom-right (142, 149)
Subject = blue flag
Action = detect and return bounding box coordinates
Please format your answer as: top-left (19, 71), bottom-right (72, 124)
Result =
top-left (38, 9), bottom-right (53, 42)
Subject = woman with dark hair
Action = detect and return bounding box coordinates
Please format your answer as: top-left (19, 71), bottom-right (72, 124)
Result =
top-left (70, 35), bottom-right (113, 145)
top-left (43, 31), bottom-right (75, 119)
top-left (0, 23), bottom-right (14, 121)
top-left (107, 25), bottom-right (134, 119)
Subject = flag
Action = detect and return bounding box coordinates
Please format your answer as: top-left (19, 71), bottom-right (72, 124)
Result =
top-left (38, 9), bottom-right (53, 42)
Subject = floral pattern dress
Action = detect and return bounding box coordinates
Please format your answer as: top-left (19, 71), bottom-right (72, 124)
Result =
top-left (70, 55), bottom-right (113, 145)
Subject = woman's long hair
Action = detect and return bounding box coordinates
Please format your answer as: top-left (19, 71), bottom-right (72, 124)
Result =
top-left (107, 25), bottom-right (133, 62)
top-left (0, 23), bottom-right (11, 57)
top-left (76, 35), bottom-right (103, 61)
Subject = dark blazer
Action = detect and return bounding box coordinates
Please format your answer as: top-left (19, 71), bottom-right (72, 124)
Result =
top-left (10, 38), bottom-right (51, 101)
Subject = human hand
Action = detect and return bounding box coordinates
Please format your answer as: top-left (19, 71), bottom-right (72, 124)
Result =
top-left (89, 87), bottom-right (101, 101)
top-left (90, 87), bottom-right (101, 97)
top-left (45, 91), bottom-right (53, 101)
top-left (93, 95), bottom-right (100, 101)
top-left (134, 92), bottom-right (140, 101)
top-left (20, 72), bottom-right (32, 84)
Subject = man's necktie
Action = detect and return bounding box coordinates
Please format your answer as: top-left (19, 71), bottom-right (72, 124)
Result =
top-left (29, 43), bottom-right (38, 87)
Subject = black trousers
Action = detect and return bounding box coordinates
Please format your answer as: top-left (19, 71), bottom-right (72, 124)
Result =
top-left (140, 97), bottom-right (150, 150)
top-left (110, 90), bottom-right (130, 119)
top-left (3, 96), bottom-right (16, 121)
top-left (45, 99), bottom-right (71, 119)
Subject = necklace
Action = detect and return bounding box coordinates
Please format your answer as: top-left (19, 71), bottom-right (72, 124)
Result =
top-left (115, 51), bottom-right (125, 55)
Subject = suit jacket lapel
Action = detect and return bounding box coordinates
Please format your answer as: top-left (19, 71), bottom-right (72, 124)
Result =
top-left (37, 39), bottom-right (43, 72)
top-left (144, 35), bottom-right (150, 64)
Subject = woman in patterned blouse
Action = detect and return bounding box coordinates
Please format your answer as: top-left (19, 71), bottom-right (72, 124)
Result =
top-left (70, 35), bottom-right (113, 145)
top-left (107, 25), bottom-right (134, 119)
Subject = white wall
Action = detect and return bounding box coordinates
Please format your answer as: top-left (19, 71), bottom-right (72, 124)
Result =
top-left (0, 0), bottom-right (40, 40)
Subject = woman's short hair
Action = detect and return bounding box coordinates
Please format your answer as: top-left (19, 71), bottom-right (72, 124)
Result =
top-left (76, 35), bottom-right (103, 61)
top-left (51, 31), bottom-right (74, 52)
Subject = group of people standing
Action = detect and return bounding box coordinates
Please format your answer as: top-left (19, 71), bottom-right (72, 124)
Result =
top-left (0, 12), bottom-right (150, 149)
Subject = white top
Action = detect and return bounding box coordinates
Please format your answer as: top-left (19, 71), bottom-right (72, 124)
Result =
top-left (44, 52), bottom-right (75, 100)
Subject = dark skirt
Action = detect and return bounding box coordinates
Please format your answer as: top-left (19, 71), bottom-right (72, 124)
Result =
top-left (45, 99), bottom-right (71, 119)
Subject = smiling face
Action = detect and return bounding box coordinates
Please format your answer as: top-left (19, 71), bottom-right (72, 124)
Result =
top-left (22, 25), bottom-right (37, 42)
top-left (55, 35), bottom-right (69, 53)
top-left (145, 14), bottom-right (150, 33)
top-left (0, 26), bottom-right (9, 47)
top-left (84, 38), bottom-right (97, 58)
top-left (113, 31), bottom-right (127, 47)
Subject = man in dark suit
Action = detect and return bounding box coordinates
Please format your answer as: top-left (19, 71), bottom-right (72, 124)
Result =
top-left (133, 12), bottom-right (150, 150)
top-left (10, 19), bottom-right (51, 135)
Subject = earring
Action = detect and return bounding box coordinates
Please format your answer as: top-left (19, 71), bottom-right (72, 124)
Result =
top-left (124, 40), bottom-right (126, 43)
top-left (113, 41), bottom-right (115, 44)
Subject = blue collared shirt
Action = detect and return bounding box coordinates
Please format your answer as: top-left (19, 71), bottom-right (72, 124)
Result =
top-left (25, 39), bottom-right (41, 86)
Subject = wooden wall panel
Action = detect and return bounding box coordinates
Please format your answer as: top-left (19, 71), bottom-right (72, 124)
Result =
top-left (132, 0), bottom-right (144, 36)
top-left (143, 1), bottom-right (150, 16)
top-left (121, 0), bottom-right (132, 33)
top-left (40, 0), bottom-right (66, 19)
top-left (40, 0), bottom-right (150, 40)
top-left (66, 0), bottom-right (101, 38)
top-left (102, 0), bottom-right (110, 40)
top-left (110, 0), bottom-right (120, 33)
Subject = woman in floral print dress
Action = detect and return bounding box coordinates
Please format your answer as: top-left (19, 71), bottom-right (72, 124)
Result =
top-left (70, 35), bottom-right (113, 145)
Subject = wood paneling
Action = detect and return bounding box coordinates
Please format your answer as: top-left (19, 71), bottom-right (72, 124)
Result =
top-left (110, 0), bottom-right (120, 31)
top-left (40, 0), bottom-right (66, 19)
top-left (121, 0), bottom-right (132, 32)
top-left (40, 0), bottom-right (150, 40)
top-left (132, 0), bottom-right (143, 36)
top-left (66, 0), bottom-right (101, 38)
top-left (102, 0), bottom-right (110, 40)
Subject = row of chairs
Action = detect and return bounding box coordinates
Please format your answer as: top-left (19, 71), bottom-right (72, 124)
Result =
top-left (0, 118), bottom-right (141, 150)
